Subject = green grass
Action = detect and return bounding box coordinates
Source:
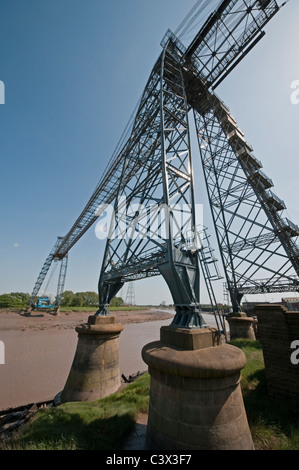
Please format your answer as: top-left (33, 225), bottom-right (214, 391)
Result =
top-left (1, 373), bottom-right (150, 451)
top-left (1, 340), bottom-right (298, 450)
top-left (230, 339), bottom-right (299, 450)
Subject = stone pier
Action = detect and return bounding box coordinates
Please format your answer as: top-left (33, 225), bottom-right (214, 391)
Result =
top-left (142, 325), bottom-right (254, 450)
top-left (60, 315), bottom-right (123, 403)
top-left (227, 312), bottom-right (256, 340)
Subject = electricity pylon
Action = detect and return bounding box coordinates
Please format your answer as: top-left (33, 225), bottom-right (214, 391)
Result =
top-left (125, 282), bottom-right (136, 306)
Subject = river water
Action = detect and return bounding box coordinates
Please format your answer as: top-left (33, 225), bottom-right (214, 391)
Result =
top-left (0, 313), bottom-right (218, 411)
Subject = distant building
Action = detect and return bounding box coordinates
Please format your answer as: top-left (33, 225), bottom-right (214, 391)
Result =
top-left (281, 297), bottom-right (299, 311)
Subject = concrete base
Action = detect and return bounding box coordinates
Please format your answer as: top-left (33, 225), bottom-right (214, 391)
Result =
top-left (227, 312), bottom-right (256, 340)
top-left (60, 315), bottom-right (123, 403)
top-left (142, 326), bottom-right (254, 451)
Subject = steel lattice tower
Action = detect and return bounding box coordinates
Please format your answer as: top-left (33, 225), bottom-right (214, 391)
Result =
top-left (194, 91), bottom-right (299, 312)
top-left (125, 282), bottom-right (136, 306)
top-left (96, 38), bottom-right (206, 328)
top-left (30, 0), bottom-right (298, 329)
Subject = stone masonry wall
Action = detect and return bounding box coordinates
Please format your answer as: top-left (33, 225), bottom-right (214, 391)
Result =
top-left (254, 304), bottom-right (299, 400)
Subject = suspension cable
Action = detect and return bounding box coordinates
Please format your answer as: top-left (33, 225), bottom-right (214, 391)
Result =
top-left (175, 0), bottom-right (219, 41)
top-left (42, 261), bottom-right (58, 297)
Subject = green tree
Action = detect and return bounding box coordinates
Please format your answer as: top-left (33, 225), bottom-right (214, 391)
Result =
top-left (60, 291), bottom-right (75, 307)
top-left (110, 296), bottom-right (124, 307)
top-left (0, 292), bottom-right (30, 309)
top-left (79, 291), bottom-right (98, 307)
top-left (10, 292), bottom-right (30, 307)
top-left (0, 294), bottom-right (12, 308)
top-left (58, 291), bottom-right (123, 308)
top-left (72, 292), bottom-right (84, 307)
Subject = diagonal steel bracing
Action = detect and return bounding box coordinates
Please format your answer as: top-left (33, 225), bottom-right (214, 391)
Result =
top-left (193, 91), bottom-right (299, 312)
top-left (30, 1), bottom-right (298, 327)
top-left (96, 39), bottom-right (206, 328)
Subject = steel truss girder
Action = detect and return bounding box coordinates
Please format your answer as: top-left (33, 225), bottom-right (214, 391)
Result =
top-left (96, 39), bottom-right (206, 328)
top-left (29, 237), bottom-right (63, 306)
top-left (230, 279), bottom-right (299, 296)
top-left (35, 1), bottom-right (281, 262)
top-left (30, 1), bottom-right (289, 325)
top-left (184, 0), bottom-right (279, 90)
top-left (29, 237), bottom-right (68, 310)
top-left (194, 91), bottom-right (299, 312)
top-left (55, 254), bottom-right (68, 308)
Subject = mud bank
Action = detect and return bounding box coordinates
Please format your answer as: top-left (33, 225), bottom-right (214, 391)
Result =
top-left (0, 309), bottom-right (174, 410)
top-left (0, 309), bottom-right (218, 411)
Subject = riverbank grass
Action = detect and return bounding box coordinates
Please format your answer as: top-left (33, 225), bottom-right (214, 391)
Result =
top-left (1, 339), bottom-right (298, 450)
top-left (231, 339), bottom-right (299, 450)
top-left (2, 372), bottom-right (150, 450)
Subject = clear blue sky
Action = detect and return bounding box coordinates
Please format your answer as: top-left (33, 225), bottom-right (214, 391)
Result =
top-left (0, 0), bottom-right (298, 306)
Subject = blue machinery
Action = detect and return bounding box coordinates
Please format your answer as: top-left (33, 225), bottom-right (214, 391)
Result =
top-left (34, 297), bottom-right (55, 312)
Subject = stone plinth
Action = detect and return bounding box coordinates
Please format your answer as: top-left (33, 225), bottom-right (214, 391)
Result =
top-left (254, 304), bottom-right (299, 400)
top-left (142, 326), bottom-right (254, 451)
top-left (227, 312), bottom-right (256, 340)
top-left (60, 315), bottom-right (123, 403)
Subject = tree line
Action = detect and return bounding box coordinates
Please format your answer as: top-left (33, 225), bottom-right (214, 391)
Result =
top-left (59, 291), bottom-right (124, 308)
top-left (0, 291), bottom-right (124, 309)
top-left (0, 292), bottom-right (30, 309)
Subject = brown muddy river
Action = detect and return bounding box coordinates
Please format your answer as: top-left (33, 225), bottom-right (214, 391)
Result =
top-left (0, 314), bottom-right (218, 411)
